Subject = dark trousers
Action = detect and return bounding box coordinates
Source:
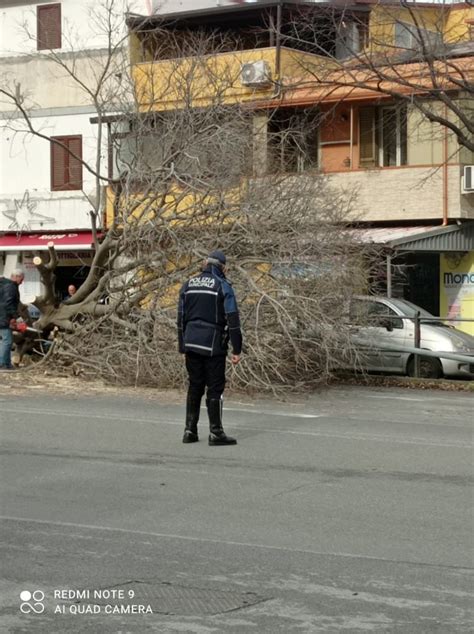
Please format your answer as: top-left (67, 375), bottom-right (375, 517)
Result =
top-left (185, 352), bottom-right (226, 401)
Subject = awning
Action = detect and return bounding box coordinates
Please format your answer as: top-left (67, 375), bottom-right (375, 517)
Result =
top-left (0, 232), bottom-right (99, 252)
top-left (389, 222), bottom-right (474, 252)
top-left (353, 225), bottom-right (438, 245)
top-left (353, 223), bottom-right (474, 252)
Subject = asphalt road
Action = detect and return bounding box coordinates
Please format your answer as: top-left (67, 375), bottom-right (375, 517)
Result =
top-left (0, 385), bottom-right (473, 633)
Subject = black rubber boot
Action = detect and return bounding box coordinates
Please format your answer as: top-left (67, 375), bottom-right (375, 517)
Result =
top-left (207, 398), bottom-right (237, 446)
top-left (182, 394), bottom-right (201, 443)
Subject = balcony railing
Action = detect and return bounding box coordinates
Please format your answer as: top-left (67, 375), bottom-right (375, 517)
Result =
top-left (132, 46), bottom-right (329, 111)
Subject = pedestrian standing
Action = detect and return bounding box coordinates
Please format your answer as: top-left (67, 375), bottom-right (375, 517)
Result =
top-left (177, 251), bottom-right (242, 445)
top-left (0, 269), bottom-right (24, 370)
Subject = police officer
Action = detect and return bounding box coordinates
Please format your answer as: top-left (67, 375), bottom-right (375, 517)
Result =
top-left (177, 250), bottom-right (242, 446)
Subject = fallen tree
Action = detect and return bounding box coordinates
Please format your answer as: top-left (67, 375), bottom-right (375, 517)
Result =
top-left (1, 5), bottom-right (378, 391)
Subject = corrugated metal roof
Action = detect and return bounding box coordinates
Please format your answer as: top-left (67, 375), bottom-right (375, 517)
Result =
top-left (389, 222), bottom-right (474, 252)
top-left (354, 226), bottom-right (438, 244)
top-left (353, 223), bottom-right (474, 252)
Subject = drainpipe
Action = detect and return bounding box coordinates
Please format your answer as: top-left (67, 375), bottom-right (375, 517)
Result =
top-left (442, 103), bottom-right (449, 226)
top-left (275, 2), bottom-right (282, 79)
top-left (107, 122), bottom-right (113, 182)
top-left (349, 104), bottom-right (354, 169)
top-left (386, 253), bottom-right (392, 298)
top-left (271, 1), bottom-right (283, 100)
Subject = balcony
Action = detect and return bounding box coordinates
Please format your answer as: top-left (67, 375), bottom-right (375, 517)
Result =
top-left (104, 182), bottom-right (243, 229)
top-left (326, 165), bottom-right (474, 222)
top-left (132, 46), bottom-right (328, 111)
top-left (105, 163), bottom-right (474, 228)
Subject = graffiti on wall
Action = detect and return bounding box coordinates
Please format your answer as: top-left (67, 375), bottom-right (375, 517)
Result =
top-left (2, 191), bottom-right (55, 233)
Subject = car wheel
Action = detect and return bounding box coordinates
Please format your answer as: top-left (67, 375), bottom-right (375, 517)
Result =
top-left (407, 355), bottom-right (443, 379)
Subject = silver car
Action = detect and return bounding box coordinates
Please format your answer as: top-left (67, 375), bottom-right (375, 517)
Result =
top-left (349, 296), bottom-right (474, 379)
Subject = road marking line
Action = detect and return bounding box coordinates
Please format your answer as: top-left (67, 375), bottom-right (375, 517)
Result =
top-left (365, 394), bottom-right (474, 403)
top-left (366, 395), bottom-right (425, 402)
top-left (224, 407), bottom-right (322, 418)
top-left (2, 406), bottom-right (470, 429)
top-left (0, 515), bottom-right (471, 571)
top-left (1, 405), bottom-right (322, 420)
top-left (1, 408), bottom-right (471, 447)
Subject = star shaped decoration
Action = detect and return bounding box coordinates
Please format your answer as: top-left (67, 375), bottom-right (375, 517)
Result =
top-left (2, 190), bottom-right (56, 233)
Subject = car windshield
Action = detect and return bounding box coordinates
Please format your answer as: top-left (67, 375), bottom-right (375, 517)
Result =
top-left (272, 262), bottom-right (334, 280)
top-left (390, 299), bottom-right (444, 326)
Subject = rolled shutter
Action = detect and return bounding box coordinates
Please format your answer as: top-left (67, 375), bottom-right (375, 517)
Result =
top-left (359, 107), bottom-right (378, 167)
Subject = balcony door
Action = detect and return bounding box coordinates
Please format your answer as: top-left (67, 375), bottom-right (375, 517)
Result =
top-left (379, 107), bottom-right (407, 167)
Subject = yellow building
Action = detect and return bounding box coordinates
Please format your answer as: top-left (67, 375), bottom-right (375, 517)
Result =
top-left (117, 0), bottom-right (474, 324)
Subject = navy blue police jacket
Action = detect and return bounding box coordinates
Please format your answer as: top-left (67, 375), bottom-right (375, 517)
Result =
top-left (177, 265), bottom-right (242, 357)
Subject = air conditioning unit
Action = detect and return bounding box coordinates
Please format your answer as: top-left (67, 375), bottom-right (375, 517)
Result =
top-left (462, 165), bottom-right (474, 193)
top-left (241, 61), bottom-right (272, 88)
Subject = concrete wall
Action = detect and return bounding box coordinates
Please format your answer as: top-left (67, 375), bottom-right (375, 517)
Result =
top-left (0, 50), bottom-right (126, 113)
top-left (0, 0), bottom-right (130, 235)
top-left (0, 111), bottom-right (107, 232)
top-left (0, 0), bottom-right (146, 56)
top-left (0, 0), bottom-right (133, 113)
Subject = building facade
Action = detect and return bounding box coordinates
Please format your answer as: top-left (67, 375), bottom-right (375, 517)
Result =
top-left (2, 0), bottom-right (473, 331)
top-left (124, 0), bottom-right (474, 331)
top-left (0, 0), bottom-right (144, 301)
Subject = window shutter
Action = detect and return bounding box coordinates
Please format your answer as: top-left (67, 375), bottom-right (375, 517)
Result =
top-left (359, 107), bottom-right (378, 167)
top-left (67, 137), bottom-right (83, 189)
top-left (51, 136), bottom-right (83, 191)
top-left (51, 140), bottom-right (67, 190)
top-left (37, 4), bottom-right (61, 51)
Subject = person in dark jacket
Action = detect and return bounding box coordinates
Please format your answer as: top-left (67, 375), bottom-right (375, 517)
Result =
top-left (0, 269), bottom-right (24, 370)
top-left (177, 250), bottom-right (242, 445)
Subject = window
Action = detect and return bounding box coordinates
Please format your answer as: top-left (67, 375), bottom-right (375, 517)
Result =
top-left (394, 21), bottom-right (442, 52)
top-left (51, 136), bottom-right (83, 191)
top-left (359, 106), bottom-right (378, 168)
top-left (358, 106), bottom-right (407, 168)
top-left (367, 301), bottom-right (403, 329)
top-left (268, 108), bottom-right (319, 173)
top-left (350, 300), bottom-right (403, 329)
top-left (335, 20), bottom-right (368, 59)
top-left (379, 107), bottom-right (407, 167)
top-left (37, 3), bottom-right (61, 51)
top-left (116, 112), bottom-right (252, 188)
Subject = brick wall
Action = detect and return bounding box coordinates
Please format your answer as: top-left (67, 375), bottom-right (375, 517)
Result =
top-left (326, 165), bottom-right (474, 222)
